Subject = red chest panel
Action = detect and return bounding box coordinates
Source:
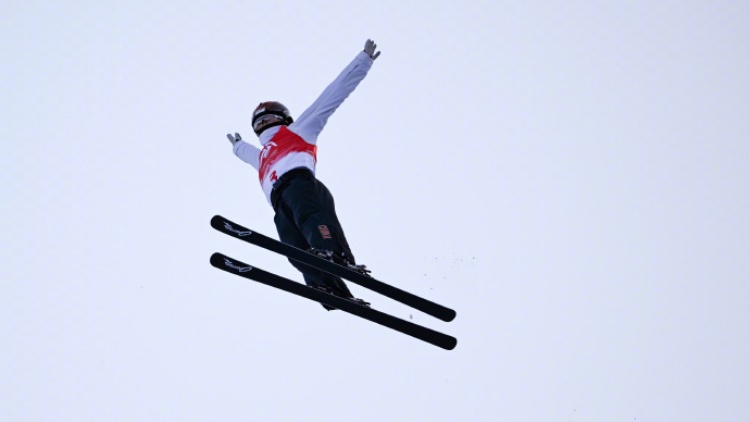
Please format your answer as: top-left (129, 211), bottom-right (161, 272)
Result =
top-left (258, 127), bottom-right (317, 183)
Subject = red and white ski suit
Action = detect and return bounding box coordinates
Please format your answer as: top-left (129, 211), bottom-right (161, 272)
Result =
top-left (233, 51), bottom-right (375, 205)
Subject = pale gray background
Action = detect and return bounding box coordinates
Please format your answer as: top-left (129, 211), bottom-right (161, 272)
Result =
top-left (2, 1), bottom-right (748, 421)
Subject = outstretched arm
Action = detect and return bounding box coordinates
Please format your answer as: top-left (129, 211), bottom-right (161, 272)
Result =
top-left (227, 132), bottom-right (260, 170)
top-left (292, 39), bottom-right (381, 144)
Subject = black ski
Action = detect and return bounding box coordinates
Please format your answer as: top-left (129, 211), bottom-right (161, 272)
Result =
top-left (210, 253), bottom-right (457, 350)
top-left (210, 215), bottom-right (456, 322)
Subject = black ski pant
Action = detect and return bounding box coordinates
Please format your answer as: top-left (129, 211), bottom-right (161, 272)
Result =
top-left (271, 168), bottom-right (355, 298)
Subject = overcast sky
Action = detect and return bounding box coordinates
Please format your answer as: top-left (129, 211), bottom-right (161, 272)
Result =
top-left (2, 1), bottom-right (749, 421)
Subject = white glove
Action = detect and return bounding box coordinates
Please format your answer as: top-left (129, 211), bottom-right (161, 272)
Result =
top-left (227, 132), bottom-right (242, 145)
top-left (364, 39), bottom-right (381, 60)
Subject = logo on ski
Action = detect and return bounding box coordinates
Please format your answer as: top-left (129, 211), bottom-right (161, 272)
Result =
top-left (224, 258), bottom-right (252, 272)
top-left (224, 222), bottom-right (253, 236)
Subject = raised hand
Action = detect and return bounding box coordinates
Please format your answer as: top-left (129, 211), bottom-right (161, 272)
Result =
top-left (227, 132), bottom-right (242, 145)
top-left (364, 39), bottom-right (381, 60)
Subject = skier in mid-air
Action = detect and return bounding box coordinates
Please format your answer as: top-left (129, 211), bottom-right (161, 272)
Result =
top-left (225, 39), bottom-right (381, 310)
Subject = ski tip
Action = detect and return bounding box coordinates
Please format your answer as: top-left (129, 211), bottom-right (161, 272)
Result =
top-left (210, 215), bottom-right (225, 229)
top-left (210, 252), bottom-right (226, 267)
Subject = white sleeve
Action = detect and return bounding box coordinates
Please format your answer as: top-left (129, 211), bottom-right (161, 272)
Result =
top-left (291, 51), bottom-right (374, 144)
top-left (233, 140), bottom-right (261, 170)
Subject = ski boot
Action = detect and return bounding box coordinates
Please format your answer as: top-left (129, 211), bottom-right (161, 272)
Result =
top-left (310, 283), bottom-right (371, 310)
top-left (307, 248), bottom-right (372, 277)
